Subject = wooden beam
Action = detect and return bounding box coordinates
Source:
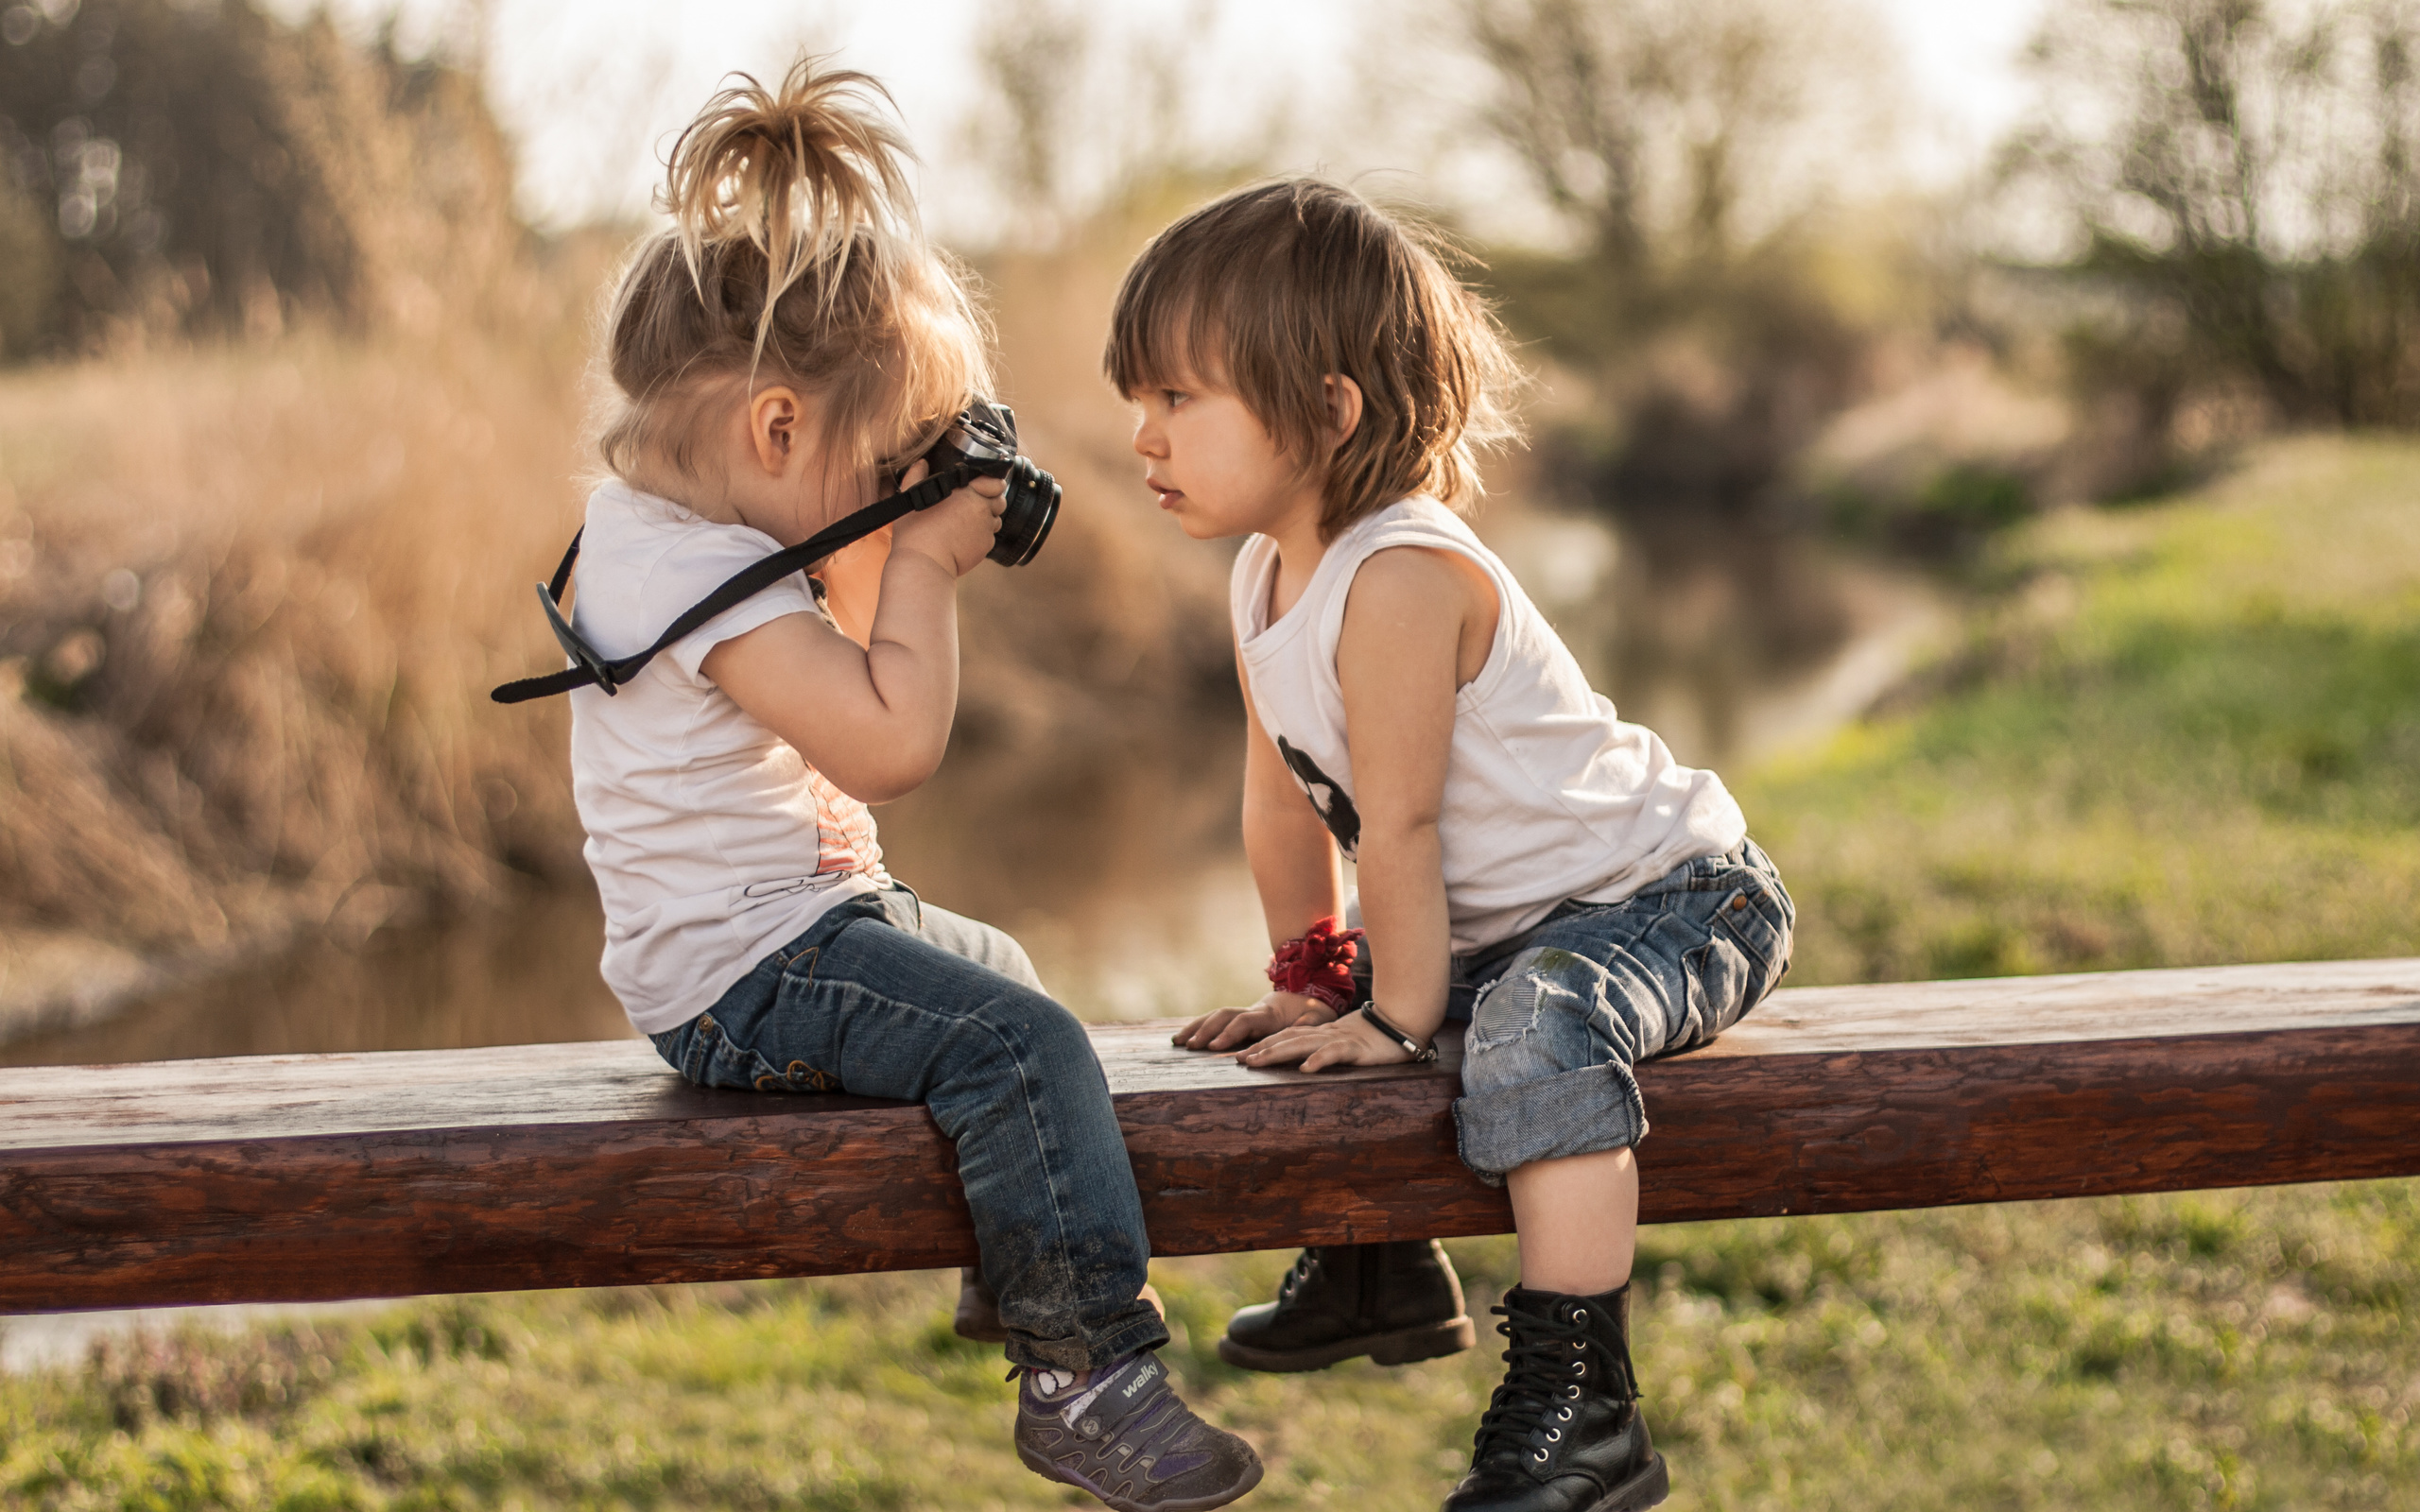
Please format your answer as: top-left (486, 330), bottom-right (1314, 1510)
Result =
top-left (2, 959), bottom-right (2415, 1314)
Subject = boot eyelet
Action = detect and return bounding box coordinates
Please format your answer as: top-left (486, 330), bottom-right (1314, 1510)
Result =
top-left (1571, 1361), bottom-right (1586, 1376)
top-left (1571, 1308), bottom-right (1588, 1325)
top-left (1558, 1407), bottom-right (1573, 1422)
top-left (1564, 1384), bottom-right (1582, 1400)
top-left (1547, 1429), bottom-right (1562, 1442)
top-left (1532, 1449), bottom-right (1548, 1464)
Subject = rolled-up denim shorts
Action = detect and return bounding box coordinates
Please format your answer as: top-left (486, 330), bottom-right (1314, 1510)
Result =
top-left (1446, 839), bottom-right (1792, 1185)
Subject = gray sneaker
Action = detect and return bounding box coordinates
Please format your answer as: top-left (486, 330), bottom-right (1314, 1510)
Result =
top-left (1014, 1352), bottom-right (1264, 1512)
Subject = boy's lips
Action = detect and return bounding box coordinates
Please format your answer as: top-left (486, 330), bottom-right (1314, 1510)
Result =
top-left (1147, 477), bottom-right (1183, 509)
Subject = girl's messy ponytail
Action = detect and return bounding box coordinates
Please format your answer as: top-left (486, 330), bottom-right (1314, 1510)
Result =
top-left (599, 58), bottom-right (991, 486)
top-left (665, 65), bottom-right (916, 354)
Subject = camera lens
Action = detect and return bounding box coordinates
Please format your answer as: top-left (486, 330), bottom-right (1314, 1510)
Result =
top-left (988, 457), bottom-right (1061, 567)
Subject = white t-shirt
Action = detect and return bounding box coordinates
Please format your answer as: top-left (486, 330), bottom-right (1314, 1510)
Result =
top-left (568, 479), bottom-right (890, 1035)
top-left (1232, 497), bottom-right (1746, 954)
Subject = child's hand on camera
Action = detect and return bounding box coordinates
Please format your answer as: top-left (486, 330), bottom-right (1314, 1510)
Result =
top-left (1236, 1010), bottom-right (1409, 1073)
top-left (1171, 991), bottom-right (1334, 1051)
top-left (890, 459), bottom-right (1006, 577)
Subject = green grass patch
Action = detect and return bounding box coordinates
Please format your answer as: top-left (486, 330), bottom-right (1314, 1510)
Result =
top-left (3, 1184), bottom-right (2412, 1510)
top-left (1749, 435), bottom-right (2420, 984)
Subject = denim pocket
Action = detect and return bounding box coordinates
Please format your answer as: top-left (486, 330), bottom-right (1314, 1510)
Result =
top-left (1710, 875), bottom-right (1792, 1011)
top-left (1682, 929), bottom-right (1758, 1049)
top-left (671, 1013), bottom-right (839, 1093)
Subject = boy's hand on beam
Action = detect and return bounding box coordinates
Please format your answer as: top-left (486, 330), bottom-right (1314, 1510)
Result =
top-left (1236, 1011), bottom-right (1410, 1073)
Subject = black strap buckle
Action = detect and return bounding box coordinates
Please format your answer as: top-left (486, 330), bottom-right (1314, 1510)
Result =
top-left (538, 580), bottom-right (623, 696)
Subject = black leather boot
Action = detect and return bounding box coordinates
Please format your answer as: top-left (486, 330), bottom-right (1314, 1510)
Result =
top-left (1218, 1241), bottom-right (1476, 1372)
top-left (1443, 1283), bottom-right (1668, 1512)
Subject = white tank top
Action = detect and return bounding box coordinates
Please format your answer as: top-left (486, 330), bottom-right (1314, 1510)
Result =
top-left (1232, 497), bottom-right (1746, 953)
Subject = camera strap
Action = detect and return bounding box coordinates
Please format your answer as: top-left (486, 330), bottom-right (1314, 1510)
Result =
top-left (490, 461), bottom-right (986, 705)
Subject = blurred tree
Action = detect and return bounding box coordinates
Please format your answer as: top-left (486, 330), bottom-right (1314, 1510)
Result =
top-left (0, 142), bottom-right (59, 356)
top-left (977, 0), bottom-right (1091, 215)
top-left (967, 0), bottom-right (1261, 248)
top-left (0, 0), bottom-right (520, 358)
top-left (1456, 0), bottom-right (1900, 520)
top-left (2006, 0), bottom-right (2420, 428)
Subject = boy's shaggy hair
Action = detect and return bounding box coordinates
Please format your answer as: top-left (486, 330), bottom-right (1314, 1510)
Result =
top-left (1105, 179), bottom-right (1521, 541)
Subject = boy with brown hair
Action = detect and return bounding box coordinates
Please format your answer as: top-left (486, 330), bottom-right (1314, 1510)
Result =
top-left (1111, 178), bottom-right (1794, 1512)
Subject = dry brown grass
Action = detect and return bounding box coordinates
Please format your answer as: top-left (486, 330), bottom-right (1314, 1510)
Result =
top-left (0, 206), bottom-right (1242, 1017)
top-left (0, 331), bottom-right (594, 967)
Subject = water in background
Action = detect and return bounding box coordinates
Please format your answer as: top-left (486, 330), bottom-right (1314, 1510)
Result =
top-left (0, 515), bottom-right (1940, 1067)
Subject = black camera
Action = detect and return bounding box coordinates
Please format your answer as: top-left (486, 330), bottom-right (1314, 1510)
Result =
top-left (913, 400), bottom-right (1062, 567)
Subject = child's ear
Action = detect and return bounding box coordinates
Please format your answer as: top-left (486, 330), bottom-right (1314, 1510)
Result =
top-left (1322, 373), bottom-right (1364, 448)
top-left (749, 386), bottom-right (805, 477)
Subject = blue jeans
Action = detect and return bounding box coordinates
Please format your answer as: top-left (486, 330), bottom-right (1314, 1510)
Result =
top-left (649, 885), bottom-right (1168, 1371)
top-left (1445, 840), bottom-right (1793, 1184)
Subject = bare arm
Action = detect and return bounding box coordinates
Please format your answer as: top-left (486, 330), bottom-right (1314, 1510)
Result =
top-left (1241, 662), bottom-right (1348, 946)
top-left (811, 525), bottom-right (892, 648)
top-left (701, 467), bottom-right (1004, 804)
top-left (1171, 656), bottom-right (1348, 1050)
top-left (1239, 545), bottom-right (1496, 1074)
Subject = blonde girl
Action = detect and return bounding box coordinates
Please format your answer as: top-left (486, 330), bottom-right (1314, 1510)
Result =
top-left (1114, 180), bottom-right (1793, 1512)
top-left (553, 60), bottom-right (1260, 1512)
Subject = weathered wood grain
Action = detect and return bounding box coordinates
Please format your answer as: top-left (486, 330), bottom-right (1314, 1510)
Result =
top-left (2, 958), bottom-right (2415, 1313)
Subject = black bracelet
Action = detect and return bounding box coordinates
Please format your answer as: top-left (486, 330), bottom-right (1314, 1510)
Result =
top-left (1358, 1004), bottom-right (1439, 1063)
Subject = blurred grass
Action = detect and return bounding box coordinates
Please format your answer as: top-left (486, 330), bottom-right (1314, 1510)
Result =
top-left (1, 1182), bottom-right (2411, 1511)
top-left (1748, 433), bottom-right (2420, 986)
top-left (3, 437), bottom-right (2415, 1507)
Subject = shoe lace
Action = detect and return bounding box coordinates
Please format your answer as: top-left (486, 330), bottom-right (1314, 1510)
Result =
top-left (1274, 1249), bottom-right (1319, 1304)
top-left (1471, 1300), bottom-right (1592, 1465)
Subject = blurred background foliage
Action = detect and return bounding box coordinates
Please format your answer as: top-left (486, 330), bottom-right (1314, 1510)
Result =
top-left (0, 0), bottom-right (526, 353)
top-left (0, 0), bottom-right (2411, 1028)
top-left (2007, 0), bottom-right (2420, 438)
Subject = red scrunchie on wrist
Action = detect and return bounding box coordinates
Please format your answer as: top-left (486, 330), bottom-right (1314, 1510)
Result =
top-left (1267, 916), bottom-right (1365, 1013)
